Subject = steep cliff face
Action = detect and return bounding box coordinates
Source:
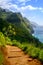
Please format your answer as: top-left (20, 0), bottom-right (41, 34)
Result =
top-left (0, 8), bottom-right (34, 33)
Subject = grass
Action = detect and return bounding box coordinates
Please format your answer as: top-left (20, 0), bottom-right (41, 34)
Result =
top-left (0, 50), bottom-right (4, 65)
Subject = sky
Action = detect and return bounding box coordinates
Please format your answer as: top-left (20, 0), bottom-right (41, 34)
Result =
top-left (0, 0), bottom-right (43, 25)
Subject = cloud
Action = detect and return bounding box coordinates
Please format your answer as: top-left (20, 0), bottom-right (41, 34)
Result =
top-left (0, 0), bottom-right (18, 12)
top-left (20, 5), bottom-right (37, 10)
top-left (19, 5), bottom-right (43, 11)
top-left (0, 0), bottom-right (43, 13)
top-left (15, 0), bottom-right (31, 6)
top-left (0, 0), bottom-right (11, 9)
top-left (0, 0), bottom-right (11, 4)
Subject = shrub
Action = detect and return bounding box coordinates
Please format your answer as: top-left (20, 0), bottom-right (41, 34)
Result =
top-left (5, 37), bottom-right (12, 45)
top-left (0, 51), bottom-right (4, 65)
top-left (39, 49), bottom-right (43, 61)
top-left (0, 32), bottom-right (5, 46)
top-left (12, 40), bottom-right (21, 47)
top-left (30, 48), bottom-right (40, 58)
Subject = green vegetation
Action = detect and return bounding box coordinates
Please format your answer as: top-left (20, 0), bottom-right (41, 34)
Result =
top-left (0, 33), bottom-right (43, 62)
top-left (0, 8), bottom-right (43, 64)
top-left (0, 30), bottom-right (43, 63)
top-left (0, 49), bottom-right (4, 65)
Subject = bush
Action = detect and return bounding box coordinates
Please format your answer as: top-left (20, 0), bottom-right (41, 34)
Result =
top-left (0, 51), bottom-right (4, 65)
top-left (39, 49), bottom-right (43, 61)
top-left (12, 40), bottom-right (21, 47)
top-left (0, 32), bottom-right (5, 46)
top-left (30, 48), bottom-right (40, 58)
top-left (5, 37), bottom-right (12, 45)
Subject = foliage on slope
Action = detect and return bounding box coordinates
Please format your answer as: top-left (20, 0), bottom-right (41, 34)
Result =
top-left (0, 8), bottom-right (34, 33)
top-left (0, 18), bottom-right (42, 48)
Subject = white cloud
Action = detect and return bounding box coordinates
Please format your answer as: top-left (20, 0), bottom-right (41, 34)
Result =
top-left (19, 5), bottom-right (41, 11)
top-left (28, 5), bottom-right (37, 10)
top-left (0, 0), bottom-right (43, 13)
top-left (0, 0), bottom-right (11, 4)
top-left (14, 5), bottom-right (37, 11)
top-left (0, 0), bottom-right (18, 11)
top-left (19, 5), bottom-right (43, 12)
top-left (0, 0), bottom-right (11, 9)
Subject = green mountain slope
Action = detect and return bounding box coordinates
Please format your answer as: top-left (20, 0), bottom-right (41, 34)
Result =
top-left (0, 8), bottom-right (34, 33)
top-left (0, 8), bottom-right (42, 45)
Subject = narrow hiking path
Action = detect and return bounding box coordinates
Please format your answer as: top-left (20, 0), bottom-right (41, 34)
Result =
top-left (1, 45), bottom-right (42, 65)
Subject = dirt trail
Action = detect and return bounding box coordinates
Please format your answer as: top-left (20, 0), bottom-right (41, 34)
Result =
top-left (1, 45), bottom-right (43, 65)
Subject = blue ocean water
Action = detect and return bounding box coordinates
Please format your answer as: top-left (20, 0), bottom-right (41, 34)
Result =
top-left (33, 27), bottom-right (43, 43)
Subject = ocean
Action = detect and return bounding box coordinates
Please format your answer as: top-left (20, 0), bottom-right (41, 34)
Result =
top-left (33, 26), bottom-right (43, 43)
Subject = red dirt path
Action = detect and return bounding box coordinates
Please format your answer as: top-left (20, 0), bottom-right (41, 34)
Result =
top-left (1, 45), bottom-right (43, 65)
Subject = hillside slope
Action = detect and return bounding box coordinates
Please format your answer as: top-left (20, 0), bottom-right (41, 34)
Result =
top-left (0, 8), bottom-right (34, 33)
top-left (0, 8), bottom-right (41, 44)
